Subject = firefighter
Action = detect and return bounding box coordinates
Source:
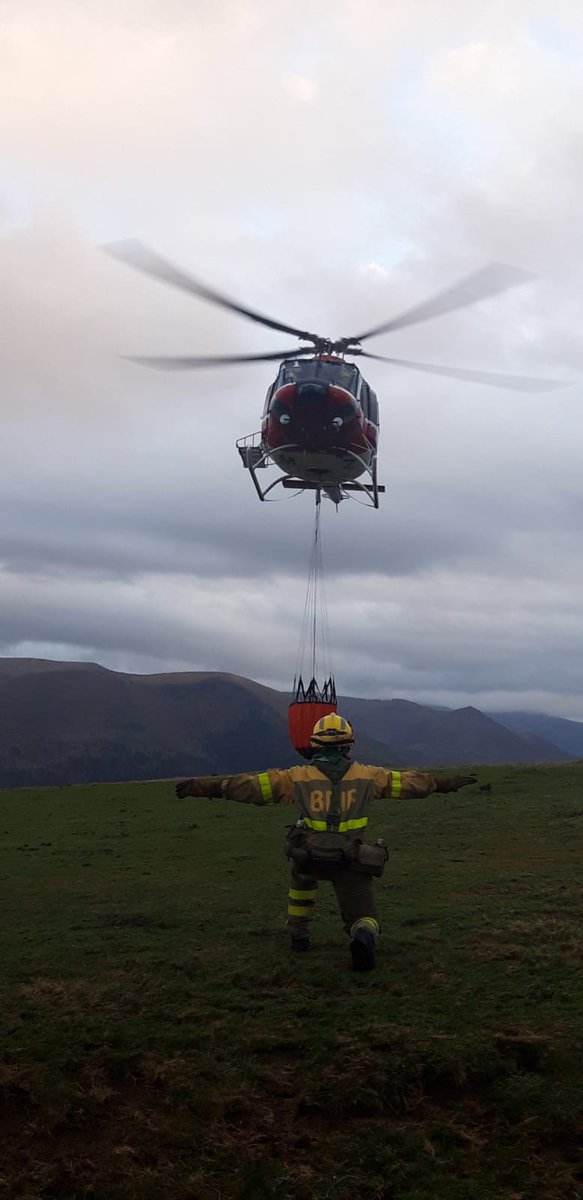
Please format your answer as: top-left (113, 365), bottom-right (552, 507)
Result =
top-left (175, 713), bottom-right (476, 972)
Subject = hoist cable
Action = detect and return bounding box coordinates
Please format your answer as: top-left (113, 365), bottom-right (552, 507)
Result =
top-left (294, 490), bottom-right (334, 693)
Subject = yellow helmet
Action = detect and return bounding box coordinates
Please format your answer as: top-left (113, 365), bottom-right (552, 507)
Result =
top-left (310, 713), bottom-right (354, 747)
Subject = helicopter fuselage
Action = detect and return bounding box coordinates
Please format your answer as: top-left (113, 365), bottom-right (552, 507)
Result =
top-left (260, 355), bottom-right (379, 486)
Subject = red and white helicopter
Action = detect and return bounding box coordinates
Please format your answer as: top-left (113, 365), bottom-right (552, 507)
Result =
top-left (105, 242), bottom-right (567, 508)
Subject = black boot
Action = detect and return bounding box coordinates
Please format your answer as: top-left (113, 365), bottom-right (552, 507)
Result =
top-left (350, 925), bottom-right (376, 971)
top-left (291, 935), bottom-right (311, 952)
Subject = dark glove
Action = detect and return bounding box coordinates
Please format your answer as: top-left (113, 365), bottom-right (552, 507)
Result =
top-left (175, 776), bottom-right (225, 800)
top-left (175, 779), bottom-right (197, 799)
top-left (434, 774), bottom-right (477, 794)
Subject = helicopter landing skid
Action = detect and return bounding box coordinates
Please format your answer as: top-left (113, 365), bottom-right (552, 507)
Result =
top-left (236, 434), bottom-right (385, 508)
top-left (282, 478), bottom-right (386, 503)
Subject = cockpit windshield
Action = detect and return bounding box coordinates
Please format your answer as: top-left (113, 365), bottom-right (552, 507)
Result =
top-left (279, 358), bottom-right (359, 395)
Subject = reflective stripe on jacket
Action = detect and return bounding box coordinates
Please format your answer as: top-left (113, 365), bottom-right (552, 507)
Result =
top-left (222, 761), bottom-right (438, 831)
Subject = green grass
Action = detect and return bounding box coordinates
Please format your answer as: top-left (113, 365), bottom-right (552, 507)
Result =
top-left (0, 763), bottom-right (582, 1199)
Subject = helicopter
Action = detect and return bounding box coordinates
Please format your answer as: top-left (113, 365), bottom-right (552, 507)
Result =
top-left (104, 241), bottom-right (568, 508)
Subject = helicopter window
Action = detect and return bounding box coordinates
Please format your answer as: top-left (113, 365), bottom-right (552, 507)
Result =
top-left (274, 358), bottom-right (361, 396)
top-left (321, 361), bottom-right (358, 393)
top-left (286, 360), bottom-right (358, 391)
top-left (361, 382), bottom-right (379, 425)
top-left (368, 388), bottom-right (379, 426)
top-left (279, 360), bottom-right (315, 386)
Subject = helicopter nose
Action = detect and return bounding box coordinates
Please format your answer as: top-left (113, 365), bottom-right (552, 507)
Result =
top-left (296, 381), bottom-right (328, 404)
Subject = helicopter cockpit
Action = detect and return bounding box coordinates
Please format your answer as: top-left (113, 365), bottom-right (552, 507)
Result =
top-left (276, 358), bottom-right (360, 394)
top-left (262, 356), bottom-right (380, 430)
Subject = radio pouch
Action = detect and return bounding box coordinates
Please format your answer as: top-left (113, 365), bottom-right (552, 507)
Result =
top-left (352, 839), bottom-right (389, 877)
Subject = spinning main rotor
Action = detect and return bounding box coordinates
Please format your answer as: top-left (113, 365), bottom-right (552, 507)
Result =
top-left (104, 240), bottom-right (567, 394)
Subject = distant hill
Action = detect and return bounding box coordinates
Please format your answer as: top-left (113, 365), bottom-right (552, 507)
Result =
top-left (0, 659), bottom-right (398, 787)
top-left (487, 710), bottom-right (583, 759)
top-left (0, 658), bottom-right (571, 788)
top-left (340, 697), bottom-right (570, 766)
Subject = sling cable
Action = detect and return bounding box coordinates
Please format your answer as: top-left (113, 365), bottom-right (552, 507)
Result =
top-left (288, 488), bottom-right (337, 757)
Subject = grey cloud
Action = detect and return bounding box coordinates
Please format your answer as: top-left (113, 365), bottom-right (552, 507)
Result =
top-left (2, 2), bottom-right (583, 719)
top-left (4, 559), bottom-right (583, 716)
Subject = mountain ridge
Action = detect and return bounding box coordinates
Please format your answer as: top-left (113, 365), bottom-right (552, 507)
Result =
top-left (0, 657), bottom-right (573, 787)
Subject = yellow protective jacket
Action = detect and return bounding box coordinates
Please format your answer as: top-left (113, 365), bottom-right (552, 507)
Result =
top-left (188, 762), bottom-right (440, 838)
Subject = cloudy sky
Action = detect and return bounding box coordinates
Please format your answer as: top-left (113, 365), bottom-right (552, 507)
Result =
top-left (2, 0), bottom-right (583, 718)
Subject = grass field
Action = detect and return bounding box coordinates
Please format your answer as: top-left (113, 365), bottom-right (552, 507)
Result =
top-left (0, 763), bottom-right (582, 1200)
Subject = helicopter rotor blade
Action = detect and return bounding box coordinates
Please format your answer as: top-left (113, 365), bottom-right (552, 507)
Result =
top-left (103, 239), bottom-right (320, 343)
top-left (124, 347), bottom-right (317, 370)
top-left (359, 351), bottom-right (570, 393)
top-left (346, 262), bottom-right (537, 344)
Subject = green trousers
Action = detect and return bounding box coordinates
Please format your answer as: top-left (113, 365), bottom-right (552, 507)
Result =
top-left (287, 864), bottom-right (379, 939)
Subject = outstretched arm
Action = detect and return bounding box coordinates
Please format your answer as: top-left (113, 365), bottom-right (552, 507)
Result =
top-left (174, 770), bottom-right (295, 805)
top-left (372, 766), bottom-right (476, 800)
top-left (222, 770), bottom-right (295, 805)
